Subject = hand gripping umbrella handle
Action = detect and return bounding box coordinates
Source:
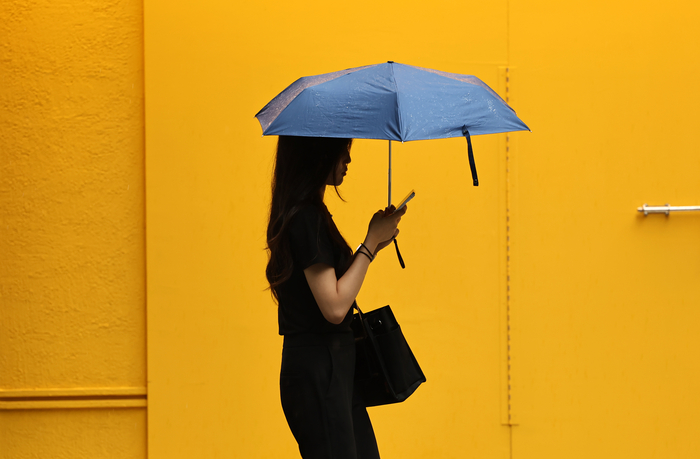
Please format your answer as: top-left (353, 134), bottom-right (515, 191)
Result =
top-left (463, 126), bottom-right (479, 186)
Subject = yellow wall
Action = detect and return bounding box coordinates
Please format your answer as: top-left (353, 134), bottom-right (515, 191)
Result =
top-left (145, 1), bottom-right (514, 458)
top-left (0, 0), bottom-right (146, 457)
top-left (146, 0), bottom-right (700, 458)
top-left (3, 0), bottom-right (699, 457)
top-left (509, 1), bottom-right (700, 456)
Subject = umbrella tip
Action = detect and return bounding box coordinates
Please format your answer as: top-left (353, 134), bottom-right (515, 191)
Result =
top-left (387, 60), bottom-right (394, 64)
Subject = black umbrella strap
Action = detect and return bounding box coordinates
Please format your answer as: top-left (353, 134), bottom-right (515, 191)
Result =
top-left (394, 238), bottom-right (405, 269)
top-left (463, 127), bottom-right (479, 186)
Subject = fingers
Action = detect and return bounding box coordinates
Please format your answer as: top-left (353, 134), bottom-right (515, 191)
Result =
top-left (388, 206), bottom-right (407, 218)
top-left (393, 206), bottom-right (406, 222)
top-left (384, 205), bottom-right (399, 215)
top-left (379, 205), bottom-right (406, 218)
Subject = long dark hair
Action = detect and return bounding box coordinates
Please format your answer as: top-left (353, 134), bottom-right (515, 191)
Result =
top-left (266, 136), bottom-right (353, 301)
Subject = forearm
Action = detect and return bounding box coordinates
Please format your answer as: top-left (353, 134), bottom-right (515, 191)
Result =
top-left (330, 235), bottom-right (383, 316)
top-left (333, 256), bottom-right (370, 315)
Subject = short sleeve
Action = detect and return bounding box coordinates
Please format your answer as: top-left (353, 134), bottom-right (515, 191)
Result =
top-left (288, 206), bottom-right (336, 270)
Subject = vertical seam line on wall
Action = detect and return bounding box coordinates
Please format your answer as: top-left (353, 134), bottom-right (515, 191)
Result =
top-left (505, 66), bottom-right (516, 459)
top-left (505, 67), bottom-right (512, 426)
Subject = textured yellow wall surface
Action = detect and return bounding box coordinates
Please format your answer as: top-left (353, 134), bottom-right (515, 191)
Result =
top-left (0, 409), bottom-right (146, 459)
top-left (0, 0), bottom-right (146, 456)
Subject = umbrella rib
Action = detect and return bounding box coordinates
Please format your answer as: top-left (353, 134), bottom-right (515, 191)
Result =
top-left (256, 65), bottom-right (376, 134)
top-left (388, 62), bottom-right (405, 141)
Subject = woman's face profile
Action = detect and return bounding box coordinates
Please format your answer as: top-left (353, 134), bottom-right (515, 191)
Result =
top-left (327, 150), bottom-right (351, 187)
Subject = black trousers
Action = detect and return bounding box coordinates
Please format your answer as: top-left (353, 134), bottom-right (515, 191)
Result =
top-left (281, 332), bottom-right (380, 459)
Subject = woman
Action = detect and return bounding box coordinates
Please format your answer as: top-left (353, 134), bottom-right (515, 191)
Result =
top-left (266, 136), bottom-right (407, 459)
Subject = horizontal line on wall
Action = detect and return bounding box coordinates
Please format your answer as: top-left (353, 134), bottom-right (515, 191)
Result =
top-left (0, 386), bottom-right (147, 398)
top-left (0, 387), bottom-right (147, 410)
top-left (0, 399), bottom-right (147, 410)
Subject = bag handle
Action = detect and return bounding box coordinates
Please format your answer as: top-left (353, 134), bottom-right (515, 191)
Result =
top-left (353, 302), bottom-right (363, 316)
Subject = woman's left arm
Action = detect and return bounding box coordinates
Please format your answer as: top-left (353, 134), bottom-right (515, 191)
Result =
top-left (304, 206), bottom-right (405, 324)
top-left (304, 250), bottom-right (374, 324)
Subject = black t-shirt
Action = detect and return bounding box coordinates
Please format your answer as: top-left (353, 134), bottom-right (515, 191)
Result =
top-left (277, 204), bottom-right (354, 335)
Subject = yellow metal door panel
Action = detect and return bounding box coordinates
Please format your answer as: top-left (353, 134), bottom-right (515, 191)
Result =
top-left (510, 1), bottom-right (700, 457)
top-left (145, 1), bottom-right (516, 457)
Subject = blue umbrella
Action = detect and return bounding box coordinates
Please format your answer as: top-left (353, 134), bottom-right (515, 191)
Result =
top-left (255, 61), bottom-right (529, 201)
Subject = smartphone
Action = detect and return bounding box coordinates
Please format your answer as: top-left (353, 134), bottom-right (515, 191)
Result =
top-left (395, 189), bottom-right (415, 211)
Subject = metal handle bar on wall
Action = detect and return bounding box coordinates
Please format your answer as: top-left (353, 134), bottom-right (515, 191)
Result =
top-left (637, 204), bottom-right (700, 216)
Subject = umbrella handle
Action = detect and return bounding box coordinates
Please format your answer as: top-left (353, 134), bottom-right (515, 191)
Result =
top-left (394, 238), bottom-right (405, 269)
top-left (463, 127), bottom-right (479, 186)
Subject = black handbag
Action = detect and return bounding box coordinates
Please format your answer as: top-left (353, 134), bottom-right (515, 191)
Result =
top-left (352, 304), bottom-right (426, 407)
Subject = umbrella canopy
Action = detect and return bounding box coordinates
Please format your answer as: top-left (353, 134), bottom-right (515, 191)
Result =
top-left (255, 61), bottom-right (529, 142)
top-left (256, 61), bottom-right (529, 192)
top-left (256, 62), bottom-right (530, 267)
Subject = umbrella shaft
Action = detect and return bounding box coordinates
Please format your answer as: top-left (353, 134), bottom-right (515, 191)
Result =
top-left (388, 140), bottom-right (392, 207)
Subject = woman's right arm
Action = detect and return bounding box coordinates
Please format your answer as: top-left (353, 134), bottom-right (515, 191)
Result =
top-left (304, 206), bottom-right (407, 324)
